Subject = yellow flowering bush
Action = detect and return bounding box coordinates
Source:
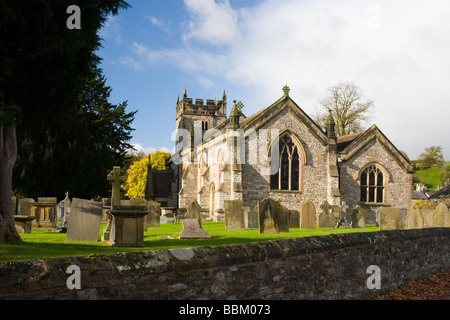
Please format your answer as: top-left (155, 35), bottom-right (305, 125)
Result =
top-left (122, 151), bottom-right (171, 198)
top-left (124, 157), bottom-right (149, 198)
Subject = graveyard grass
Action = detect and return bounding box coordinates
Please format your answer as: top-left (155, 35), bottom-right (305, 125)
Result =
top-left (0, 222), bottom-right (379, 262)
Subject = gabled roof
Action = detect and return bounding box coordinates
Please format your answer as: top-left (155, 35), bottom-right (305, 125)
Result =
top-left (240, 94), bottom-right (328, 145)
top-left (338, 124), bottom-right (414, 173)
top-left (428, 185), bottom-right (450, 199)
top-left (337, 130), bottom-right (366, 152)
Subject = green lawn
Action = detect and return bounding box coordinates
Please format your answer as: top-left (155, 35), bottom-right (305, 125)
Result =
top-left (0, 222), bottom-right (379, 262)
top-left (413, 166), bottom-right (444, 190)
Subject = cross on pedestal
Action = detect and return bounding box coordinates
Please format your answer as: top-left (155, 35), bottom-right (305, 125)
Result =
top-left (107, 166), bottom-right (126, 207)
top-left (341, 201), bottom-right (349, 214)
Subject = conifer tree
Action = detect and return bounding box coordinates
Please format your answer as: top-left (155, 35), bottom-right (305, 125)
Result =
top-left (0, 0), bottom-right (130, 242)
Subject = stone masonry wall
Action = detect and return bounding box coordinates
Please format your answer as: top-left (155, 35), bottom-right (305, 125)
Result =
top-left (340, 139), bottom-right (413, 223)
top-left (244, 108), bottom-right (329, 213)
top-left (1, 228), bottom-right (448, 300)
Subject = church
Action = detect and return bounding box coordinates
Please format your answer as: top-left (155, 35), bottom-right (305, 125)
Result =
top-left (157, 86), bottom-right (414, 224)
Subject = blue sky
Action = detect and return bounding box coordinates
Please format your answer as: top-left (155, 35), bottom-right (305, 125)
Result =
top-left (97, 0), bottom-right (450, 160)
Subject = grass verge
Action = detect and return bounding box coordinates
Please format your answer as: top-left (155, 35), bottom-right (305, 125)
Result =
top-left (0, 222), bottom-right (379, 262)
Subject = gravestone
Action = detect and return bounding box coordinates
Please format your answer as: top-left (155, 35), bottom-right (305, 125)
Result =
top-left (300, 201), bottom-right (316, 229)
top-left (14, 216), bottom-right (35, 233)
top-left (278, 204), bottom-right (289, 232)
top-left (318, 201), bottom-right (337, 228)
top-left (379, 207), bottom-right (402, 230)
top-left (57, 192), bottom-right (71, 233)
top-left (146, 201), bottom-right (161, 229)
top-left (245, 206), bottom-right (258, 228)
top-left (289, 210), bottom-right (300, 228)
top-left (35, 197), bottom-right (58, 227)
top-left (406, 206), bottom-right (424, 229)
top-left (20, 198), bottom-right (35, 216)
top-left (187, 200), bottom-right (202, 222)
top-left (351, 206), bottom-right (365, 228)
top-left (179, 219), bottom-right (211, 239)
top-left (108, 197), bottom-right (149, 247)
top-left (433, 203), bottom-right (450, 227)
top-left (422, 207), bottom-right (434, 228)
top-left (257, 198), bottom-right (289, 234)
top-left (224, 200), bottom-right (245, 231)
top-left (103, 166), bottom-right (126, 242)
top-left (66, 198), bottom-right (103, 242)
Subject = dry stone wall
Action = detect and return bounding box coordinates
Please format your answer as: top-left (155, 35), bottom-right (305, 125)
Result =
top-left (1, 228), bottom-right (449, 300)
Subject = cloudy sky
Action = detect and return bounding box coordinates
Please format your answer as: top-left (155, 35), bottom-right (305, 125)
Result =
top-left (97, 0), bottom-right (450, 160)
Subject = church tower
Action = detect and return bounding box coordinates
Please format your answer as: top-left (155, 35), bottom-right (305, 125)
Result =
top-left (175, 87), bottom-right (227, 135)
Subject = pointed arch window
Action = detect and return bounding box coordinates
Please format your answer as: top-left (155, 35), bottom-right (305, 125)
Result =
top-left (270, 133), bottom-right (304, 191)
top-left (359, 164), bottom-right (386, 204)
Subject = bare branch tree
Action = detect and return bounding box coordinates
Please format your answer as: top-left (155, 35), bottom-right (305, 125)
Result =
top-left (314, 82), bottom-right (375, 136)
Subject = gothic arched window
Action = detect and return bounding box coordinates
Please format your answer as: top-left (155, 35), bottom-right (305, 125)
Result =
top-left (359, 164), bottom-right (386, 203)
top-left (270, 133), bottom-right (304, 191)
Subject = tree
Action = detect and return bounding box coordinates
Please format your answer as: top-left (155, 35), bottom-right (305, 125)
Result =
top-left (0, 0), bottom-right (129, 242)
top-left (417, 146), bottom-right (445, 170)
top-left (13, 75), bottom-right (136, 199)
top-left (123, 151), bottom-right (171, 198)
top-left (314, 82), bottom-right (374, 136)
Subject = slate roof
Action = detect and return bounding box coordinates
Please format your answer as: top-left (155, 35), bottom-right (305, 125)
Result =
top-left (428, 184), bottom-right (450, 199)
top-left (336, 130), bottom-right (366, 152)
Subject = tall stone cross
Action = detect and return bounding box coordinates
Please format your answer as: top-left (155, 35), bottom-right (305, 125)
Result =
top-left (107, 166), bottom-right (126, 207)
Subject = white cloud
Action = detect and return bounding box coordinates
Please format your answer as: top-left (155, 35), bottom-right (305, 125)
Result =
top-left (146, 15), bottom-right (163, 27)
top-left (182, 0), bottom-right (240, 45)
top-left (99, 15), bottom-right (123, 45)
top-left (130, 142), bottom-right (172, 156)
top-left (122, 0), bottom-right (450, 159)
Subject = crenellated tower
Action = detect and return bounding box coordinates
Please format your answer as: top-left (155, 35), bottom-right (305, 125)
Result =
top-left (176, 87), bottom-right (227, 134)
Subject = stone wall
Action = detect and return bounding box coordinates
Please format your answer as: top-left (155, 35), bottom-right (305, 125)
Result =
top-left (1, 228), bottom-right (449, 300)
top-left (339, 139), bottom-right (413, 223)
top-left (245, 108), bottom-right (329, 212)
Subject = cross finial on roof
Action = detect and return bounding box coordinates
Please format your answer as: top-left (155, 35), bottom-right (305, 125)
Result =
top-left (282, 85), bottom-right (290, 97)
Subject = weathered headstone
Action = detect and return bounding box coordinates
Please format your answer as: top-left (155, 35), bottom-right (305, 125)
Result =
top-left (146, 200), bottom-right (161, 229)
top-left (14, 216), bottom-right (35, 233)
top-left (187, 200), bottom-right (202, 222)
top-left (278, 204), bottom-right (290, 233)
top-left (107, 166), bottom-right (126, 207)
top-left (258, 199), bottom-right (278, 234)
top-left (433, 203), bottom-right (450, 227)
top-left (257, 198), bottom-right (289, 234)
top-left (224, 200), bottom-right (245, 231)
top-left (351, 206), bottom-right (365, 228)
top-left (103, 166), bottom-right (126, 242)
top-left (422, 207), bottom-right (434, 228)
top-left (36, 197), bottom-right (58, 227)
top-left (20, 198), bottom-right (35, 216)
top-left (300, 201), bottom-right (316, 229)
top-left (379, 207), bottom-right (403, 230)
top-left (179, 219), bottom-right (211, 239)
top-left (318, 201), bottom-right (337, 228)
top-left (289, 210), bottom-right (300, 228)
top-left (108, 197), bottom-right (149, 247)
top-left (406, 206), bottom-right (424, 229)
top-left (66, 198), bottom-right (103, 242)
top-left (245, 206), bottom-right (258, 228)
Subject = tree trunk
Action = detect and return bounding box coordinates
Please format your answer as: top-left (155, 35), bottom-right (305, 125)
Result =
top-left (0, 123), bottom-right (21, 242)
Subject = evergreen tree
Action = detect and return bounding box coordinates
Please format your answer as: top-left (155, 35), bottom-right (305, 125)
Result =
top-left (14, 75), bottom-right (136, 199)
top-left (0, 0), bottom-right (130, 242)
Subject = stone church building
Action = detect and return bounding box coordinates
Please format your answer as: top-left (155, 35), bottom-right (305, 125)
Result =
top-left (165, 86), bottom-right (414, 223)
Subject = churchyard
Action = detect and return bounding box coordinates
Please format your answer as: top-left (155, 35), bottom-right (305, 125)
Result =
top-left (2, 219), bottom-right (381, 263)
top-left (3, 166), bottom-right (449, 264)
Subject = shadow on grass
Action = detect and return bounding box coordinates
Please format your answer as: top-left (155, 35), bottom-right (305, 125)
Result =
top-left (0, 222), bottom-right (379, 262)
